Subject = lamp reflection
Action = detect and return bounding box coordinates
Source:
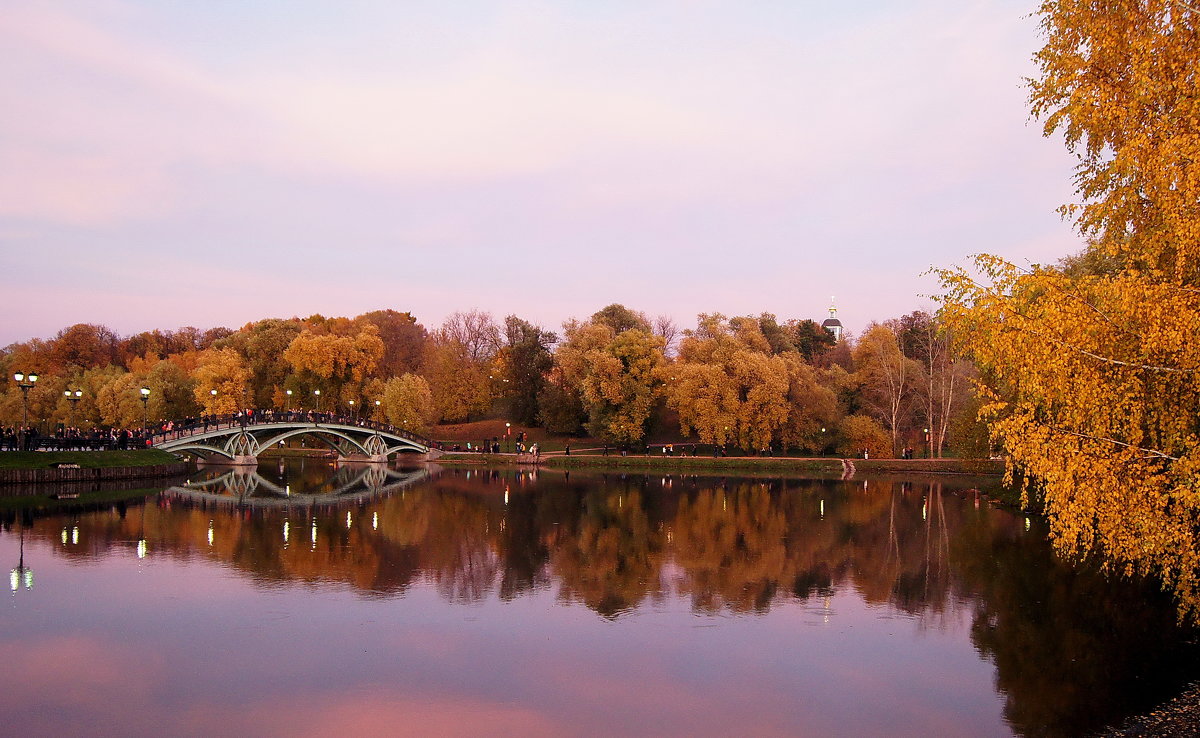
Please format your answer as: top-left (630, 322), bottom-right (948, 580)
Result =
top-left (10, 527), bottom-right (32, 593)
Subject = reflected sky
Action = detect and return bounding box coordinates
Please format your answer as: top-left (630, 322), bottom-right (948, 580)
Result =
top-left (1, 467), bottom-right (1195, 737)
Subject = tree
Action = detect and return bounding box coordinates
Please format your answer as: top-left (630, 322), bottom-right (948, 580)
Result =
top-left (193, 348), bottom-right (252, 414)
top-left (653, 315), bottom-right (679, 357)
top-left (282, 324), bottom-right (385, 411)
top-left (837, 414), bottom-right (891, 458)
top-left (590, 304), bottom-right (650, 334)
top-left (380, 373), bottom-right (436, 433)
top-left (423, 337), bottom-right (491, 423)
top-left (47, 323), bottom-right (120, 372)
top-left (559, 324), bottom-right (667, 444)
top-left (789, 319), bottom-right (837, 361)
top-left (95, 370), bottom-right (145, 428)
top-left (498, 316), bottom-right (556, 426)
top-left (854, 324), bottom-right (920, 455)
top-left (440, 310), bottom-right (502, 363)
top-left (937, 0), bottom-right (1200, 616)
top-left (663, 314), bottom-right (791, 451)
top-left (895, 311), bottom-right (972, 458)
top-left (777, 354), bottom-right (842, 453)
top-left (357, 309), bottom-right (428, 377)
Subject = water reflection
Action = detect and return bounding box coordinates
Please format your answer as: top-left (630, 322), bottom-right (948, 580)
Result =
top-left (168, 461), bottom-right (432, 509)
top-left (2, 467), bottom-right (1198, 737)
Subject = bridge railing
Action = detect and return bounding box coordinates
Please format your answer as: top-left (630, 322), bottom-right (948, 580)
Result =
top-left (148, 411), bottom-right (439, 450)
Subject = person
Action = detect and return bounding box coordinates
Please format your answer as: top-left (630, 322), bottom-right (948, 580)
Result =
top-left (863, 449), bottom-right (869, 459)
top-left (564, 444), bottom-right (570, 456)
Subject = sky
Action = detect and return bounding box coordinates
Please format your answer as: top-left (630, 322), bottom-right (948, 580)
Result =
top-left (0, 0), bottom-right (1080, 346)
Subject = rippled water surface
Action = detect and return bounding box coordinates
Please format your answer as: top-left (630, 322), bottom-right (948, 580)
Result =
top-left (2, 460), bottom-right (1197, 737)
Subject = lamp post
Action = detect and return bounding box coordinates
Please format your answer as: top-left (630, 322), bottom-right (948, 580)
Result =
top-left (505, 422), bottom-right (511, 452)
top-left (374, 399), bottom-right (381, 422)
top-left (12, 371), bottom-right (38, 429)
top-left (313, 389), bottom-right (321, 412)
top-left (923, 427), bottom-right (931, 459)
top-left (64, 389), bottom-right (82, 427)
top-left (140, 387), bottom-right (151, 434)
top-left (348, 399), bottom-right (356, 423)
top-left (285, 389), bottom-right (293, 412)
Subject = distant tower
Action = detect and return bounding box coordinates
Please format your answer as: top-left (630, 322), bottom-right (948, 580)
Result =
top-left (821, 297), bottom-right (843, 341)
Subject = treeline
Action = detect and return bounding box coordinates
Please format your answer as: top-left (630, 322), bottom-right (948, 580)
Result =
top-left (0, 304), bottom-right (986, 457)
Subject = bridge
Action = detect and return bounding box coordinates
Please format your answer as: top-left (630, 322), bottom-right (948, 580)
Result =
top-left (150, 412), bottom-right (439, 465)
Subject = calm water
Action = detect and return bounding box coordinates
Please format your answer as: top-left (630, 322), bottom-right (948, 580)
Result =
top-left (2, 460), bottom-right (1197, 737)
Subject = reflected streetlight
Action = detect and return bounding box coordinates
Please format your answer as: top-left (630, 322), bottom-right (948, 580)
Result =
top-left (12, 371), bottom-right (38, 430)
top-left (10, 527), bottom-right (32, 594)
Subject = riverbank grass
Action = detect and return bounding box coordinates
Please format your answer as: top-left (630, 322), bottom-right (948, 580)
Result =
top-left (0, 450), bottom-right (181, 470)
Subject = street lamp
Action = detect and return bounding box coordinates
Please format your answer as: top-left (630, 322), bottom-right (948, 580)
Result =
top-left (313, 389), bottom-right (321, 411)
top-left (285, 389), bottom-right (293, 411)
top-left (12, 371), bottom-right (38, 429)
top-left (505, 422), bottom-right (511, 452)
top-left (348, 399), bottom-right (356, 422)
top-left (140, 387), bottom-right (151, 433)
top-left (64, 389), bottom-right (82, 426)
top-left (923, 427), bottom-right (931, 458)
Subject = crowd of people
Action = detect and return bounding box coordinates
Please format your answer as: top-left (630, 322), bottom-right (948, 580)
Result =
top-left (1, 408), bottom-right (439, 453)
top-left (1, 425), bottom-right (151, 451)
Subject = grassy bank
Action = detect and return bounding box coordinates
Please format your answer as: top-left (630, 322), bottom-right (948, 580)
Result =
top-left (0, 450), bottom-right (182, 470)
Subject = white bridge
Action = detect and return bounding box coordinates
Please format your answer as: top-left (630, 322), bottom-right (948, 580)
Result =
top-left (152, 415), bottom-right (438, 465)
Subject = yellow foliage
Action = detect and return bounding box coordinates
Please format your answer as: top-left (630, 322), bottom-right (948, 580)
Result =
top-left (192, 348), bottom-right (251, 414)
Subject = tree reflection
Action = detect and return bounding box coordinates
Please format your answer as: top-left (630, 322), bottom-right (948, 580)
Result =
top-left (11, 468), bottom-right (1200, 737)
top-left (550, 480), bottom-right (663, 618)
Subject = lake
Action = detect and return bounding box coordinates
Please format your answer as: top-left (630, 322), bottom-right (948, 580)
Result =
top-left (1, 460), bottom-right (1195, 737)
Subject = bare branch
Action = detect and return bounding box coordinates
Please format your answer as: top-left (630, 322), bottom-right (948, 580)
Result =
top-left (1049, 425), bottom-right (1180, 462)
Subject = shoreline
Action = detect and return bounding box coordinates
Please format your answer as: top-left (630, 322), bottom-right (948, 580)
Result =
top-left (437, 452), bottom-right (1005, 476)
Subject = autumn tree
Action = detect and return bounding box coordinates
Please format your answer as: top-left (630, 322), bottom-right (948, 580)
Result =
top-left (854, 324), bottom-right (920, 456)
top-left (282, 323), bottom-right (385, 411)
top-left (423, 335), bottom-right (491, 423)
top-left (838, 414), bottom-right (891, 458)
top-left (894, 311), bottom-right (973, 457)
top-left (555, 315), bottom-right (666, 445)
top-left (777, 354), bottom-right (842, 452)
top-left (46, 323), bottom-right (120, 372)
top-left (663, 314), bottom-right (791, 451)
top-left (357, 309), bottom-right (427, 377)
top-left (440, 310), bottom-right (501, 363)
top-left (193, 347), bottom-right (252, 413)
top-left (379, 373), bottom-right (436, 433)
top-left (497, 316), bottom-right (556, 426)
top-left (937, 0), bottom-right (1200, 615)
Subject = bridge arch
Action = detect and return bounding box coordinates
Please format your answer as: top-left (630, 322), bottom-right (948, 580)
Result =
top-left (153, 419), bottom-right (436, 465)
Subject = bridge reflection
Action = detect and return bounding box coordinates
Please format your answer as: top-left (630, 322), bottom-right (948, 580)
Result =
top-left (164, 464), bottom-right (435, 510)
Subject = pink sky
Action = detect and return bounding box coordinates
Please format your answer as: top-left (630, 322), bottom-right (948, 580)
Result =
top-left (0, 1), bottom-right (1080, 345)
